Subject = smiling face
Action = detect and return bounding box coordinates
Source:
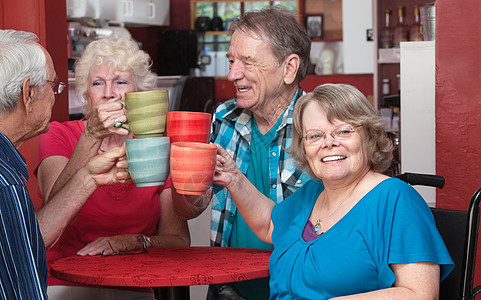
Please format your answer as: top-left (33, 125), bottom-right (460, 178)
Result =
top-left (84, 63), bottom-right (137, 109)
top-left (226, 30), bottom-right (288, 112)
top-left (302, 101), bottom-right (370, 185)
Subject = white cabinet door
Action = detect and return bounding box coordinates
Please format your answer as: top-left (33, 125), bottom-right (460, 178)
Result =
top-left (342, 0), bottom-right (374, 74)
top-left (100, 0), bottom-right (169, 26)
top-left (67, 0), bottom-right (101, 19)
top-left (400, 41), bottom-right (436, 207)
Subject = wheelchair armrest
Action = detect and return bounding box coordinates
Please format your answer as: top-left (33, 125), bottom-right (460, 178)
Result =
top-left (395, 172), bottom-right (445, 189)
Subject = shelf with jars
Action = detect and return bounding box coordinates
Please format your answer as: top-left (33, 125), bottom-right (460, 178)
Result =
top-left (190, 0), bottom-right (300, 35)
top-left (373, 0), bottom-right (428, 109)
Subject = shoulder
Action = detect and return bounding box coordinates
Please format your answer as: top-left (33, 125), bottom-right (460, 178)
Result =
top-left (274, 180), bottom-right (322, 216)
top-left (40, 120), bottom-right (84, 145)
top-left (47, 120), bottom-right (84, 136)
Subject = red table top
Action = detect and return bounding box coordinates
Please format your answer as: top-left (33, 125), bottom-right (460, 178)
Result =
top-left (50, 247), bottom-right (271, 287)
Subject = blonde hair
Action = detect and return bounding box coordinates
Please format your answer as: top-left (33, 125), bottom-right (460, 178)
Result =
top-left (289, 84), bottom-right (393, 176)
top-left (74, 37), bottom-right (157, 113)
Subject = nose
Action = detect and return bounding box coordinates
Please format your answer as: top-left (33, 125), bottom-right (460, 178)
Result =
top-left (103, 82), bottom-right (118, 100)
top-left (321, 134), bottom-right (339, 149)
top-left (227, 60), bottom-right (244, 82)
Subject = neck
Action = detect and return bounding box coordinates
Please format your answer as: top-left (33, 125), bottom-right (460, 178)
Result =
top-left (0, 111), bottom-right (31, 149)
top-left (322, 169), bottom-right (371, 207)
top-left (253, 85), bottom-right (297, 134)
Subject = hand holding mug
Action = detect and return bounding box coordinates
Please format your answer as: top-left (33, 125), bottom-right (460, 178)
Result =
top-left (116, 90), bottom-right (169, 139)
top-left (86, 145), bottom-right (131, 187)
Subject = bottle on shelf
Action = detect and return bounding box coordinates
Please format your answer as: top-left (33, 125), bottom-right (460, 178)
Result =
top-left (409, 5), bottom-right (423, 41)
top-left (380, 9), bottom-right (393, 48)
top-left (393, 6), bottom-right (409, 48)
top-left (382, 78), bottom-right (391, 96)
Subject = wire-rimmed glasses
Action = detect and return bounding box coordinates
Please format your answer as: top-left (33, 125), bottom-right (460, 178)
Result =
top-left (46, 78), bottom-right (66, 95)
top-left (304, 124), bottom-right (363, 145)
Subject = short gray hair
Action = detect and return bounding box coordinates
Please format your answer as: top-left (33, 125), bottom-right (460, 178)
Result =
top-left (0, 29), bottom-right (49, 115)
top-left (230, 6), bottom-right (311, 83)
top-left (290, 84), bottom-right (393, 176)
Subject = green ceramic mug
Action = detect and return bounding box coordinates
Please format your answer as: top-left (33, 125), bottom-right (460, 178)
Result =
top-left (117, 90), bottom-right (169, 139)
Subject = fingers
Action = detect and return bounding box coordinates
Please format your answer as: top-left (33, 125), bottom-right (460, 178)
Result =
top-left (78, 235), bottom-right (138, 256)
top-left (88, 99), bottom-right (129, 138)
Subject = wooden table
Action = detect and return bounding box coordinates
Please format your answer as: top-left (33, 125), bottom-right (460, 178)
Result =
top-left (50, 247), bottom-right (271, 299)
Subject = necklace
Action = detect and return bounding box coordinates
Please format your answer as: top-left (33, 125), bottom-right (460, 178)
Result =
top-left (314, 180), bottom-right (361, 235)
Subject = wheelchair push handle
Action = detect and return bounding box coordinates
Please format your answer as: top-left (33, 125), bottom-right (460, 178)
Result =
top-left (395, 172), bottom-right (445, 189)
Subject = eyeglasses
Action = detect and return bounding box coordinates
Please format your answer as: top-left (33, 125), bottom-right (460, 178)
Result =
top-left (304, 124), bottom-right (363, 145)
top-left (46, 78), bottom-right (66, 95)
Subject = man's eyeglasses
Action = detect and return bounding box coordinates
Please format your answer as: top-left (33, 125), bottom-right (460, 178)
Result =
top-left (47, 79), bottom-right (66, 95)
top-left (304, 124), bottom-right (363, 145)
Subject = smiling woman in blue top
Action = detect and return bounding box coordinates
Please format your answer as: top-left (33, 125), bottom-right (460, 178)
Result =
top-left (212, 83), bottom-right (454, 299)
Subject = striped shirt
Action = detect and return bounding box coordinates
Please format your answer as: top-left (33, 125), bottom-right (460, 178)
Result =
top-left (210, 87), bottom-right (312, 247)
top-left (0, 131), bottom-right (48, 299)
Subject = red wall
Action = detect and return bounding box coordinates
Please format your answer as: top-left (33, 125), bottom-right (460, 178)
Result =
top-left (436, 0), bottom-right (481, 287)
top-left (1, 0), bottom-right (69, 209)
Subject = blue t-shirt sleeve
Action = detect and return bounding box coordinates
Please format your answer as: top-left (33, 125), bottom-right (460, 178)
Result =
top-left (379, 179), bottom-right (454, 284)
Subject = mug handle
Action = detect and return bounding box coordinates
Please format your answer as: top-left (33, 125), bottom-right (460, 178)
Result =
top-left (115, 99), bottom-right (130, 131)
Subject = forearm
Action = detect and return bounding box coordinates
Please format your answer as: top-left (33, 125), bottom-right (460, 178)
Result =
top-left (47, 129), bottom-right (101, 200)
top-left (36, 167), bottom-right (98, 249)
top-left (332, 287), bottom-right (435, 299)
top-left (225, 172), bottom-right (275, 243)
top-left (172, 187), bottom-right (212, 220)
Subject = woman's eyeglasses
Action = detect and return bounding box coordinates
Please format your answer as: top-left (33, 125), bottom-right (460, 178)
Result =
top-left (47, 79), bottom-right (66, 95)
top-left (304, 124), bottom-right (363, 145)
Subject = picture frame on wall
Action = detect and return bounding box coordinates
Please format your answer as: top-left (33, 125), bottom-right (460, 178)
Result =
top-left (306, 15), bottom-right (323, 38)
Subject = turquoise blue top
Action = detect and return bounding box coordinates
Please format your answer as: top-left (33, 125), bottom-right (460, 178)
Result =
top-left (269, 178), bottom-right (454, 299)
top-left (229, 115), bottom-right (283, 299)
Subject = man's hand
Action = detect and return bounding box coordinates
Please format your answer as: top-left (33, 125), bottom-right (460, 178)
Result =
top-left (86, 144), bottom-right (130, 187)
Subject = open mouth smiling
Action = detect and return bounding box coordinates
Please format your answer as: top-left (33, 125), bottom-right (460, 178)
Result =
top-left (237, 86), bottom-right (250, 92)
top-left (322, 155), bottom-right (347, 162)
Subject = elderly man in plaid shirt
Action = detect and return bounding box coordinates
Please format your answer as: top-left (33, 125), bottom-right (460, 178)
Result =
top-left (173, 6), bottom-right (313, 300)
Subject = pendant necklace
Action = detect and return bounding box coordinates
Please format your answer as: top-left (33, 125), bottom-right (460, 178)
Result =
top-left (314, 180), bottom-right (361, 235)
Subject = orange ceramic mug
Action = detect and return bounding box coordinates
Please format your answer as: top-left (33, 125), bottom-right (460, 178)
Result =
top-left (170, 142), bottom-right (217, 195)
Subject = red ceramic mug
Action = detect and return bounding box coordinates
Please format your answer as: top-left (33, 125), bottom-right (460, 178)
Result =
top-left (166, 111), bottom-right (212, 144)
top-left (170, 142), bottom-right (217, 195)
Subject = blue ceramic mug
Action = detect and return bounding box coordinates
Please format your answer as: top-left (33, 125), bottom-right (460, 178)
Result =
top-left (125, 137), bottom-right (170, 187)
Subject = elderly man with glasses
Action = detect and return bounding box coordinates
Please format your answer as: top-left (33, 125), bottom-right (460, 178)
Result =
top-left (0, 29), bottom-right (130, 299)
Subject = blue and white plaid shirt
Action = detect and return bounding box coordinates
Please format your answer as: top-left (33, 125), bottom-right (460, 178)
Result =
top-left (210, 87), bottom-right (312, 247)
top-left (0, 131), bottom-right (48, 299)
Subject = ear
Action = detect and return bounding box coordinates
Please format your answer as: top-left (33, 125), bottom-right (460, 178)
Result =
top-left (21, 77), bottom-right (37, 113)
top-left (283, 54), bottom-right (300, 85)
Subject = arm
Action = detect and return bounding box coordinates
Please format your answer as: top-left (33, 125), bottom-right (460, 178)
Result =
top-left (76, 187), bottom-right (191, 256)
top-left (333, 262), bottom-right (440, 299)
top-left (43, 99), bottom-right (127, 201)
top-left (171, 186), bottom-right (213, 220)
top-left (212, 144), bottom-right (275, 244)
top-left (36, 146), bottom-right (129, 250)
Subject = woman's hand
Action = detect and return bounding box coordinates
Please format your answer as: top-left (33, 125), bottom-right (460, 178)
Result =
top-left (85, 98), bottom-right (129, 140)
top-left (77, 234), bottom-right (140, 256)
top-left (212, 144), bottom-right (242, 189)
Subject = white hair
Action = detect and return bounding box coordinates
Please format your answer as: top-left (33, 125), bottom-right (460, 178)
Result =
top-left (0, 29), bottom-right (49, 114)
